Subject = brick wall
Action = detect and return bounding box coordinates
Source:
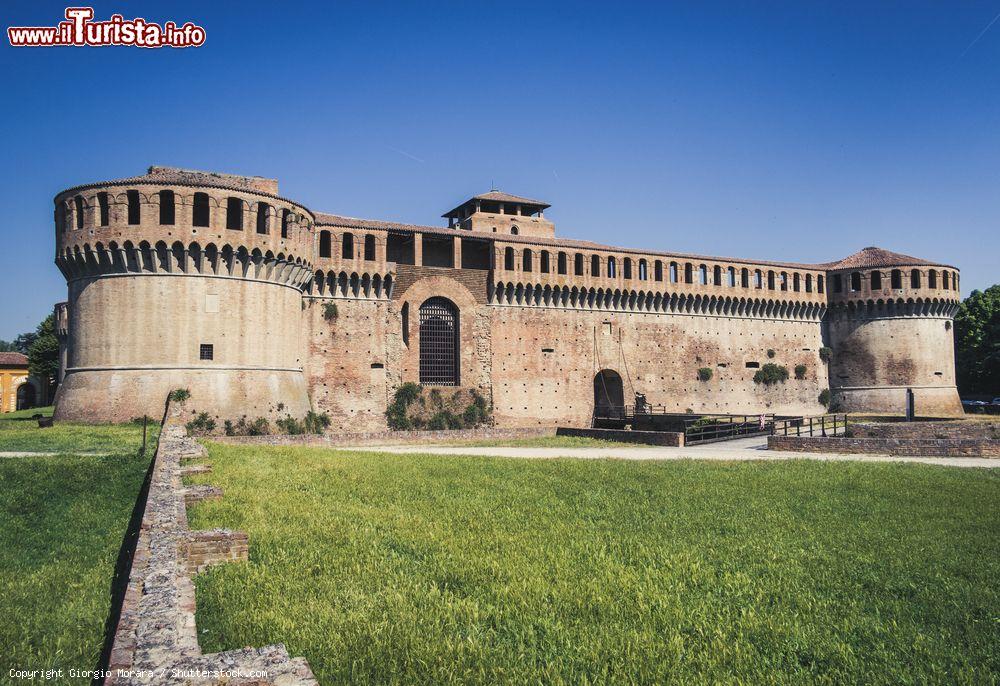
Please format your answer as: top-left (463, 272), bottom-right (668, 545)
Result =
top-left (768, 435), bottom-right (1000, 457)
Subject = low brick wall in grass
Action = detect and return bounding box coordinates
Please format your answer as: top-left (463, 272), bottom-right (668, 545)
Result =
top-left (213, 425), bottom-right (557, 447)
top-left (103, 400), bottom-right (317, 685)
top-left (556, 427), bottom-right (685, 447)
top-left (768, 435), bottom-right (1000, 457)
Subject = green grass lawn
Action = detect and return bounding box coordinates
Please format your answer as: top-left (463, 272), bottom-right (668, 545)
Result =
top-left (189, 445), bottom-right (1000, 685)
top-left (0, 411), bottom-right (157, 454)
top-left (2, 404), bottom-right (54, 419)
top-left (0, 420), bottom-right (154, 678)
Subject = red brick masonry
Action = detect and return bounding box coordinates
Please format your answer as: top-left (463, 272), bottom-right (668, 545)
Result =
top-left (768, 435), bottom-right (1000, 457)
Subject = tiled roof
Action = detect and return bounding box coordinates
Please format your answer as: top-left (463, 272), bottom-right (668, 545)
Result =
top-left (471, 191), bottom-right (549, 207)
top-left (0, 351), bottom-right (28, 366)
top-left (443, 190), bottom-right (550, 217)
top-left (823, 246), bottom-right (950, 270)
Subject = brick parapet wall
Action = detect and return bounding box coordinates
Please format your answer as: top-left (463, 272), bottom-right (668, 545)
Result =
top-left (849, 421), bottom-right (1000, 440)
top-left (768, 435), bottom-right (1000, 457)
top-left (104, 401), bottom-right (316, 685)
top-left (556, 427), bottom-right (685, 446)
top-left (212, 425), bottom-right (557, 447)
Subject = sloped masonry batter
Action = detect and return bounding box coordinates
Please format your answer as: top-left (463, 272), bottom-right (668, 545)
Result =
top-left (104, 403), bottom-right (316, 685)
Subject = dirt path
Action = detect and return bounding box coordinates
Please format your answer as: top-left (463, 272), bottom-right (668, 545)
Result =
top-left (342, 443), bottom-right (998, 469)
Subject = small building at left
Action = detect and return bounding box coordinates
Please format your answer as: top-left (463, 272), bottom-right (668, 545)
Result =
top-left (0, 352), bottom-right (43, 413)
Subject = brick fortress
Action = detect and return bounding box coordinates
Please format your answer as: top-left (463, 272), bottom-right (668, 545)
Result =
top-left (50, 167), bottom-right (964, 427)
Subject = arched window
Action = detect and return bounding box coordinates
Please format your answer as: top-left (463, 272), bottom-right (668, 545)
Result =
top-left (401, 302), bottom-right (409, 346)
top-left (767, 270), bottom-right (776, 290)
top-left (591, 254), bottom-right (601, 277)
top-left (713, 265), bottom-right (722, 286)
top-left (670, 262), bottom-right (678, 283)
top-left (793, 273), bottom-right (800, 292)
top-left (607, 256), bottom-right (617, 278)
top-left (281, 209), bottom-right (290, 238)
top-left (256, 202), bottom-right (270, 234)
top-left (638, 259), bottom-right (648, 281)
top-left (193, 193), bottom-right (210, 227)
top-left (741, 268), bottom-right (749, 288)
top-left (754, 270), bottom-right (763, 288)
top-left (910, 269), bottom-right (921, 288)
top-left (805, 274), bottom-right (812, 292)
top-left (574, 253), bottom-right (584, 276)
top-left (557, 252), bottom-right (567, 275)
top-left (74, 195), bottom-right (84, 229)
top-left (419, 297), bottom-right (459, 386)
top-left (728, 267), bottom-right (736, 287)
top-left (699, 265), bottom-right (708, 285)
top-left (127, 190), bottom-right (141, 225)
top-left (342, 233), bottom-right (354, 259)
top-left (522, 248), bottom-right (533, 272)
top-left (226, 197), bottom-right (242, 230)
top-left (97, 192), bottom-right (110, 227)
top-left (364, 234), bottom-right (376, 261)
top-left (818, 275), bottom-right (825, 293)
top-left (850, 271), bottom-right (862, 291)
top-left (540, 251), bottom-right (551, 273)
top-left (780, 272), bottom-right (788, 291)
top-left (511, 226), bottom-right (519, 235)
top-left (685, 263), bottom-right (693, 284)
top-left (319, 231), bottom-right (331, 258)
top-left (654, 260), bottom-right (663, 282)
top-left (943, 271), bottom-right (950, 289)
top-left (56, 202), bottom-right (66, 232)
top-left (159, 190), bottom-right (175, 225)
top-left (928, 269), bottom-right (938, 288)
top-left (623, 258), bottom-right (632, 279)
top-left (504, 247), bottom-right (515, 271)
top-left (891, 269), bottom-right (902, 290)
top-left (871, 271), bottom-right (882, 290)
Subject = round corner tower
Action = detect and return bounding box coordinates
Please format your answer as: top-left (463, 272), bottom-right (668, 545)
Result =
top-left (824, 247), bottom-right (963, 417)
top-left (52, 166), bottom-right (315, 422)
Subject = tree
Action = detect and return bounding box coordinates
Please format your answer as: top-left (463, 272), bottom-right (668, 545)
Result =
top-left (27, 314), bottom-right (59, 388)
top-left (0, 330), bottom-right (36, 354)
top-left (954, 285), bottom-right (1000, 395)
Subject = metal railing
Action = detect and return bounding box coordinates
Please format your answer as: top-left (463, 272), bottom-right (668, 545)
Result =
top-left (684, 414), bottom-right (775, 444)
top-left (770, 414), bottom-right (848, 437)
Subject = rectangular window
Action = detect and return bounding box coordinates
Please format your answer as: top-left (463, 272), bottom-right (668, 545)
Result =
top-left (159, 190), bottom-right (175, 225)
top-left (127, 190), bottom-right (141, 225)
top-left (199, 344), bottom-right (214, 361)
top-left (97, 192), bottom-right (110, 226)
top-left (226, 197), bottom-right (243, 230)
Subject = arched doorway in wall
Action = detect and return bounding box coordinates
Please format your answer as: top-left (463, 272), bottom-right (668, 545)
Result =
top-left (593, 369), bottom-right (624, 419)
top-left (16, 382), bottom-right (36, 411)
top-left (419, 297), bottom-right (459, 386)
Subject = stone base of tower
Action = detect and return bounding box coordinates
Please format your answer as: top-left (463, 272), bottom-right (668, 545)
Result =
top-left (832, 385), bottom-right (963, 417)
top-left (53, 367), bottom-right (311, 424)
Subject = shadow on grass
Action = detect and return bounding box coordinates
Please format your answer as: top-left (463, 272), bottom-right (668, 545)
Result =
top-left (92, 438), bottom-right (158, 685)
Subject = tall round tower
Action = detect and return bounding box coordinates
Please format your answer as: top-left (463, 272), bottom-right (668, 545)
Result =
top-left (824, 247), bottom-right (962, 416)
top-left (52, 167), bottom-right (315, 422)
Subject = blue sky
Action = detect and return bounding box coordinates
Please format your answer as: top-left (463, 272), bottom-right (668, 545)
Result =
top-left (1, 1), bottom-right (998, 339)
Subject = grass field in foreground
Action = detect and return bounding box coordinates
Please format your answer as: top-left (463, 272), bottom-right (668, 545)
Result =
top-left (0, 422), bottom-right (153, 676)
top-left (0, 412), bottom-right (158, 454)
top-left (189, 445), bottom-right (1000, 684)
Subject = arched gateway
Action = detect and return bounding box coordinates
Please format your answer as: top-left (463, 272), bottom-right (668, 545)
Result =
top-left (593, 369), bottom-right (624, 419)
